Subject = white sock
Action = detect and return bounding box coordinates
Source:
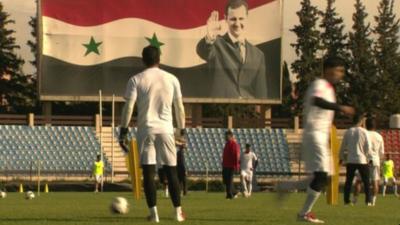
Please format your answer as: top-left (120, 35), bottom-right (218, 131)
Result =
top-left (150, 206), bottom-right (159, 217)
top-left (394, 184), bottom-right (398, 195)
top-left (248, 183), bottom-right (252, 195)
top-left (165, 187), bottom-right (169, 197)
top-left (372, 196), bottom-right (376, 205)
top-left (175, 206), bottom-right (182, 216)
top-left (382, 185), bottom-right (386, 196)
top-left (242, 179), bottom-right (248, 193)
top-left (299, 187), bottom-right (321, 216)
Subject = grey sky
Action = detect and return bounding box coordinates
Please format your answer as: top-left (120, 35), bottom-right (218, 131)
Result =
top-left (2, 0), bottom-right (400, 77)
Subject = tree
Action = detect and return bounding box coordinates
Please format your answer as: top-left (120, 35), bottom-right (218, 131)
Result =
top-left (290, 0), bottom-right (322, 115)
top-left (319, 0), bottom-right (349, 60)
top-left (27, 16), bottom-right (37, 72)
top-left (0, 3), bottom-right (35, 113)
top-left (26, 12), bottom-right (42, 113)
top-left (373, 0), bottom-right (400, 115)
top-left (319, 0), bottom-right (350, 106)
top-left (272, 61), bottom-right (296, 117)
top-left (346, 0), bottom-right (378, 114)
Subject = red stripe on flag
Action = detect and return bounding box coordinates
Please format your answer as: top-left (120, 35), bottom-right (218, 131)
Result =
top-left (41, 0), bottom-right (275, 29)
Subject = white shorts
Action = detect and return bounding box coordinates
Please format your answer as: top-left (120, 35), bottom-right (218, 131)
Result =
top-left (240, 170), bottom-right (253, 182)
top-left (370, 166), bottom-right (380, 181)
top-left (137, 133), bottom-right (176, 166)
top-left (383, 176), bottom-right (397, 185)
top-left (95, 175), bottom-right (103, 183)
top-left (301, 132), bottom-right (332, 175)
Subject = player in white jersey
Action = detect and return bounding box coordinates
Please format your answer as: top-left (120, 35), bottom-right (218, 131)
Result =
top-left (240, 144), bottom-right (258, 197)
top-left (353, 117), bottom-right (384, 206)
top-left (118, 46), bottom-right (186, 223)
top-left (297, 57), bottom-right (355, 223)
top-left (339, 115), bottom-right (372, 206)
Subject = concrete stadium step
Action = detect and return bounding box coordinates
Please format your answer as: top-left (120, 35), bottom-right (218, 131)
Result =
top-left (96, 127), bottom-right (129, 180)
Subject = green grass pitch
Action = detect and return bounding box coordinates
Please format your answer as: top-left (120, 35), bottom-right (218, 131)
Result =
top-left (0, 191), bottom-right (399, 225)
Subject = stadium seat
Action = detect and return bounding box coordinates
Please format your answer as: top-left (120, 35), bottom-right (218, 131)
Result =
top-left (0, 125), bottom-right (109, 173)
top-left (184, 128), bottom-right (291, 175)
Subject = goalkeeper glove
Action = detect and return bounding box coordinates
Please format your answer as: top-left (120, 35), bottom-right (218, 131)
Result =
top-left (118, 127), bottom-right (129, 154)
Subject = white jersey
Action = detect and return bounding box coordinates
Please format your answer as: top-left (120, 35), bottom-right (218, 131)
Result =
top-left (301, 78), bottom-right (336, 174)
top-left (368, 131), bottom-right (384, 166)
top-left (124, 67), bottom-right (182, 135)
top-left (240, 152), bottom-right (257, 171)
top-left (303, 78), bottom-right (336, 135)
top-left (339, 127), bottom-right (371, 164)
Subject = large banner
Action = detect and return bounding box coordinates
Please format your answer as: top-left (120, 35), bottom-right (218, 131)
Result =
top-left (40, 0), bottom-right (282, 103)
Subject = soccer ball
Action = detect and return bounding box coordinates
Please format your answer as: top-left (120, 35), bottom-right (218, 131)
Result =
top-left (110, 197), bottom-right (129, 214)
top-left (0, 191), bottom-right (6, 198)
top-left (25, 191), bottom-right (35, 200)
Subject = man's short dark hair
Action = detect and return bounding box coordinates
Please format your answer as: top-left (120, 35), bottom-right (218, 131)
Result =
top-left (142, 45), bottom-right (160, 67)
top-left (352, 113), bottom-right (363, 125)
top-left (366, 117), bottom-right (376, 130)
top-left (323, 56), bottom-right (346, 71)
top-left (245, 143), bottom-right (251, 149)
top-left (97, 154), bottom-right (101, 160)
top-left (225, 130), bottom-right (234, 137)
top-left (225, 0), bottom-right (248, 15)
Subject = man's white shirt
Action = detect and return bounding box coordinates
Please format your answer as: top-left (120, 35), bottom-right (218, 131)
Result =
top-left (301, 78), bottom-right (336, 174)
top-left (124, 67), bottom-right (183, 135)
top-left (339, 127), bottom-right (371, 164)
top-left (241, 151), bottom-right (257, 172)
top-left (368, 131), bottom-right (384, 166)
top-left (303, 78), bottom-right (336, 135)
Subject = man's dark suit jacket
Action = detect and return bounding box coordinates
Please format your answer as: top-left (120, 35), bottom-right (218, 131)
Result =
top-left (196, 33), bottom-right (267, 99)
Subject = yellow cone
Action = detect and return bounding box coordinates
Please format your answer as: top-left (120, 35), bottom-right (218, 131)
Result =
top-left (19, 184), bottom-right (23, 193)
top-left (44, 183), bottom-right (49, 193)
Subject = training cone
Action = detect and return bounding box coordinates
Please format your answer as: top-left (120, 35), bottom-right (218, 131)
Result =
top-left (19, 184), bottom-right (23, 193)
top-left (44, 183), bottom-right (49, 193)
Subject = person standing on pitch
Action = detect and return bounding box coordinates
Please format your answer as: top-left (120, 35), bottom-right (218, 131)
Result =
top-left (222, 130), bottom-right (240, 199)
top-left (92, 154), bottom-right (104, 193)
top-left (240, 144), bottom-right (258, 197)
top-left (298, 57), bottom-right (355, 223)
top-left (382, 154), bottom-right (398, 197)
top-left (118, 46), bottom-right (186, 222)
top-left (339, 115), bottom-right (372, 206)
top-left (176, 130), bottom-right (188, 196)
top-left (353, 117), bottom-right (384, 205)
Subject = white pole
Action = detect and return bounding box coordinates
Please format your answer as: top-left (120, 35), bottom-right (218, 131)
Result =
top-left (99, 90), bottom-right (104, 192)
top-left (111, 94), bottom-right (115, 183)
top-left (205, 161), bottom-right (209, 193)
top-left (99, 90), bottom-right (103, 161)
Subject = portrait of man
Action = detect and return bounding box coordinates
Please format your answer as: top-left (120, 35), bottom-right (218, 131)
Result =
top-left (196, 0), bottom-right (267, 99)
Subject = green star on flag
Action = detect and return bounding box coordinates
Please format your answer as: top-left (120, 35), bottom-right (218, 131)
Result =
top-left (146, 33), bottom-right (164, 50)
top-left (82, 36), bottom-right (102, 56)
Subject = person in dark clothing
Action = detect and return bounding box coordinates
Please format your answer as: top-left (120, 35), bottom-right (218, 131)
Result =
top-left (176, 131), bottom-right (187, 196)
top-left (340, 115), bottom-right (372, 206)
top-left (222, 130), bottom-right (240, 199)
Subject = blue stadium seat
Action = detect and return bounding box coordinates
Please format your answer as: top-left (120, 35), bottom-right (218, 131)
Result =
top-left (0, 125), bottom-right (108, 173)
top-left (184, 128), bottom-right (291, 175)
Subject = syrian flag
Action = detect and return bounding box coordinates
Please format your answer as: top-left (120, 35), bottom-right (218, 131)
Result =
top-left (40, 0), bottom-right (281, 100)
